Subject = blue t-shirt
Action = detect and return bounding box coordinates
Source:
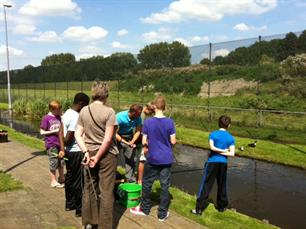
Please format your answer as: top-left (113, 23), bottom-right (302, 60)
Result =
top-left (116, 110), bottom-right (142, 135)
top-left (208, 129), bottom-right (235, 163)
top-left (142, 117), bottom-right (176, 165)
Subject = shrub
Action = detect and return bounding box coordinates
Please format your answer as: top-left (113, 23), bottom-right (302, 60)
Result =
top-left (12, 99), bottom-right (28, 116)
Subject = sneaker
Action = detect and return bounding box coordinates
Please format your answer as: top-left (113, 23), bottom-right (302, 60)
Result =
top-left (50, 182), bottom-right (65, 188)
top-left (130, 206), bottom-right (147, 216)
top-left (190, 209), bottom-right (203, 215)
top-left (158, 211), bottom-right (170, 222)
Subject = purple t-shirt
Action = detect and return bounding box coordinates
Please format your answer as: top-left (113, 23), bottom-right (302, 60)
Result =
top-left (142, 117), bottom-right (176, 165)
top-left (40, 113), bottom-right (61, 149)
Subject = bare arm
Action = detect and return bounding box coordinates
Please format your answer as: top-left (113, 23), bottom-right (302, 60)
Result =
top-left (64, 131), bottom-right (75, 146)
top-left (170, 134), bottom-right (176, 145)
top-left (75, 124), bottom-right (87, 152)
top-left (142, 134), bottom-right (148, 155)
top-left (209, 139), bottom-right (235, 157)
top-left (130, 125), bottom-right (141, 145)
top-left (40, 128), bottom-right (59, 136)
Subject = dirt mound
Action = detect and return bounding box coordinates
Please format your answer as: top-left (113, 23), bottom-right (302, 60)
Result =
top-left (198, 78), bottom-right (257, 97)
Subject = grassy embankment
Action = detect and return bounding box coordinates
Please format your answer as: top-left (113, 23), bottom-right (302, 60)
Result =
top-left (0, 104), bottom-right (24, 192)
top-left (0, 123), bottom-right (278, 229)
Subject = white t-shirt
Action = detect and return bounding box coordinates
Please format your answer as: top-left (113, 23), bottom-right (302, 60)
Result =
top-left (62, 108), bottom-right (80, 152)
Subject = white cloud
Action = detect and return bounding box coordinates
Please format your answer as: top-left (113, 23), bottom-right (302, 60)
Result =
top-left (76, 45), bottom-right (105, 60)
top-left (142, 27), bottom-right (172, 43)
top-left (174, 38), bottom-right (191, 46)
top-left (19, 0), bottom-right (81, 18)
top-left (111, 41), bottom-right (129, 49)
top-left (13, 24), bottom-right (36, 35)
top-left (0, 45), bottom-right (24, 56)
top-left (141, 0), bottom-right (277, 24)
top-left (117, 29), bottom-right (128, 36)
top-left (29, 31), bottom-right (61, 43)
top-left (234, 23), bottom-right (268, 32)
top-left (191, 35), bottom-right (209, 43)
top-left (214, 48), bottom-right (230, 57)
top-left (63, 26), bottom-right (108, 42)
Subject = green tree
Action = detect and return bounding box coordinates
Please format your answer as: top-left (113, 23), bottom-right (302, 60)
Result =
top-left (41, 53), bottom-right (76, 66)
top-left (298, 30), bottom-right (306, 53)
top-left (138, 41), bottom-right (190, 69)
top-left (200, 58), bottom-right (211, 65)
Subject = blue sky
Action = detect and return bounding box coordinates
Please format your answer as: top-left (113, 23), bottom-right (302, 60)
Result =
top-left (0, 0), bottom-right (305, 70)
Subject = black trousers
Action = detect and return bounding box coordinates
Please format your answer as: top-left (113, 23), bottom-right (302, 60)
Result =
top-left (196, 162), bottom-right (228, 211)
top-left (65, 150), bottom-right (84, 213)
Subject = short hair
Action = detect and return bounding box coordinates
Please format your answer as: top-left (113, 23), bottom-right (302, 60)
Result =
top-left (129, 104), bottom-right (143, 113)
top-left (73, 92), bottom-right (90, 105)
top-left (91, 80), bottom-right (109, 101)
top-left (145, 102), bottom-right (155, 114)
top-left (218, 115), bottom-right (231, 129)
top-left (49, 100), bottom-right (61, 111)
top-left (154, 95), bottom-right (166, 110)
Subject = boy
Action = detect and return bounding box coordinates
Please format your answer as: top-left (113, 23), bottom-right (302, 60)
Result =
top-left (191, 115), bottom-right (235, 215)
top-left (40, 100), bottom-right (65, 188)
top-left (62, 93), bottom-right (89, 217)
top-left (130, 96), bottom-right (176, 222)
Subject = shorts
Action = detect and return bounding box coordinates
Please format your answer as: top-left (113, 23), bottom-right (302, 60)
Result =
top-left (47, 147), bottom-right (65, 171)
top-left (139, 150), bottom-right (146, 162)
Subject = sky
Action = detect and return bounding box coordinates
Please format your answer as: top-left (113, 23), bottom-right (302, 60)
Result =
top-left (0, 0), bottom-right (305, 70)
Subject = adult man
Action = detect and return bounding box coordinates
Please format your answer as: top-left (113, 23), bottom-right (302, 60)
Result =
top-left (62, 92), bottom-right (90, 217)
top-left (116, 104), bottom-right (143, 182)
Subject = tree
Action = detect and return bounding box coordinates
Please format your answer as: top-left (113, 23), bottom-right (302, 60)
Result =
top-left (200, 58), bottom-right (211, 65)
top-left (24, 64), bottom-right (34, 69)
top-left (138, 41), bottom-right (190, 69)
top-left (298, 30), bottom-right (306, 53)
top-left (41, 53), bottom-right (76, 66)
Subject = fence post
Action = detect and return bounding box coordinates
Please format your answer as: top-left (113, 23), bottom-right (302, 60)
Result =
top-left (256, 35), bottom-right (262, 127)
top-left (43, 81), bottom-right (45, 99)
top-left (66, 80), bottom-right (69, 99)
top-left (54, 82), bottom-right (57, 98)
top-left (207, 42), bottom-right (212, 129)
top-left (81, 77), bottom-right (84, 92)
top-left (26, 83), bottom-right (28, 99)
top-left (34, 83), bottom-right (36, 98)
top-left (117, 79), bottom-right (120, 110)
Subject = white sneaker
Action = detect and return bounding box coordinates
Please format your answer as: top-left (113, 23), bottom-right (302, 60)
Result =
top-left (130, 206), bottom-right (147, 216)
top-left (50, 182), bottom-right (64, 188)
top-left (158, 211), bottom-right (170, 222)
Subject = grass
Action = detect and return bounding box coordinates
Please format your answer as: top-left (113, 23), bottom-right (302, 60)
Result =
top-left (0, 171), bottom-right (23, 192)
top-left (151, 182), bottom-right (278, 229)
top-left (176, 127), bottom-right (306, 169)
top-left (0, 103), bottom-right (8, 110)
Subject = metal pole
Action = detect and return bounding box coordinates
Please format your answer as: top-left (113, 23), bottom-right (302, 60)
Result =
top-left (207, 43), bottom-right (212, 127)
top-left (3, 4), bottom-right (12, 117)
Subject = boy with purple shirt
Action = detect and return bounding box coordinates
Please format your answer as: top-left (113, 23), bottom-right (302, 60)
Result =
top-left (40, 100), bottom-right (65, 188)
top-left (130, 96), bottom-right (176, 222)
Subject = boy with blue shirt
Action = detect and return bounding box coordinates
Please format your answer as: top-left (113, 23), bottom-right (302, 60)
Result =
top-left (116, 104), bottom-right (143, 182)
top-left (191, 115), bottom-right (235, 215)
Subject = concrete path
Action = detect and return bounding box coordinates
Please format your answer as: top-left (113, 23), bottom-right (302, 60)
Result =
top-left (0, 140), bottom-right (206, 229)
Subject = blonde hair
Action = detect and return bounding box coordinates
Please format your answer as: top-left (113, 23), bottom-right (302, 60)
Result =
top-left (48, 100), bottom-right (61, 111)
top-left (154, 96), bottom-right (166, 111)
top-left (91, 80), bottom-right (109, 101)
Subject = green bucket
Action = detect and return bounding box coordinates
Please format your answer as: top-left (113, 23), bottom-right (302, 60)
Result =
top-left (118, 183), bottom-right (142, 208)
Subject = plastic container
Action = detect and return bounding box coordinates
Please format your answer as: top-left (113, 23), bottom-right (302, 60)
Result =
top-left (118, 183), bottom-right (142, 208)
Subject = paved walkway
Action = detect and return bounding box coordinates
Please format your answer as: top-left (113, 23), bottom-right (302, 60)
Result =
top-left (0, 140), bottom-right (206, 229)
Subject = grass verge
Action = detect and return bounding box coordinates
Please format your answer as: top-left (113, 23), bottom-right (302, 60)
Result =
top-left (0, 103), bottom-right (8, 110)
top-left (152, 182), bottom-right (278, 229)
top-left (177, 127), bottom-right (306, 169)
top-left (0, 171), bottom-right (23, 192)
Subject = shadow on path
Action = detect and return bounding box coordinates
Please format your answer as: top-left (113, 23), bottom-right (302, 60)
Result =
top-left (4, 150), bottom-right (45, 173)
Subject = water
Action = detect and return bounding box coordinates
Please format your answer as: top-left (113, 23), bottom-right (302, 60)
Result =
top-left (172, 144), bottom-right (306, 229)
top-left (1, 111), bottom-right (305, 228)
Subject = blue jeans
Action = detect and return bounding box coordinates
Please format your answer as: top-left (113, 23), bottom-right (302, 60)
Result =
top-left (140, 162), bottom-right (171, 219)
